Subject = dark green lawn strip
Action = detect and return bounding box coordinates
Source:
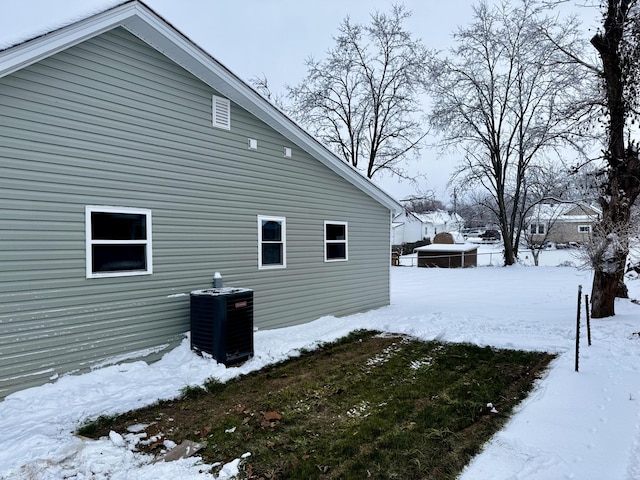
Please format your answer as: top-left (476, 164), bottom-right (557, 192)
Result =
top-left (79, 330), bottom-right (554, 479)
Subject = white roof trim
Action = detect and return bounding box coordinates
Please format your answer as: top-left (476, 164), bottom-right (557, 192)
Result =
top-left (0, 1), bottom-right (401, 214)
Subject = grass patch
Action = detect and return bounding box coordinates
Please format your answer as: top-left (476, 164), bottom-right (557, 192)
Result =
top-left (79, 330), bottom-right (554, 479)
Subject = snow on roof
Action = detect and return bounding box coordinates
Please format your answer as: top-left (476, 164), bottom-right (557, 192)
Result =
top-left (0, 0), bottom-right (126, 50)
top-left (410, 210), bottom-right (463, 225)
top-left (414, 243), bottom-right (478, 253)
top-left (528, 202), bottom-right (601, 222)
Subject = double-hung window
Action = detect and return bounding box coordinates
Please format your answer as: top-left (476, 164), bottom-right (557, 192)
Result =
top-left (530, 223), bottom-right (545, 235)
top-left (86, 206), bottom-right (153, 278)
top-left (324, 221), bottom-right (348, 262)
top-left (258, 216), bottom-right (286, 269)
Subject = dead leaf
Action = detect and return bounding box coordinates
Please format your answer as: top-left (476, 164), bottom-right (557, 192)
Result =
top-left (263, 411), bottom-right (282, 421)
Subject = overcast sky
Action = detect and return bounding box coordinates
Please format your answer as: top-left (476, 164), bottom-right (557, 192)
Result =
top-left (145, 1), bottom-right (494, 201)
top-left (2, 1), bottom-right (601, 203)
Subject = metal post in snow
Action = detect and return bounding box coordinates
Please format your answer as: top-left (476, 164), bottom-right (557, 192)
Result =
top-left (585, 294), bottom-right (592, 346)
top-left (575, 284), bottom-right (582, 372)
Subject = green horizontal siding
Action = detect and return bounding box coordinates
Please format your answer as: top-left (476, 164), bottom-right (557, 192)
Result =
top-left (0, 27), bottom-right (391, 399)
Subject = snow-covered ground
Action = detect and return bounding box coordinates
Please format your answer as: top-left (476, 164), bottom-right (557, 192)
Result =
top-left (1, 248), bottom-right (639, 480)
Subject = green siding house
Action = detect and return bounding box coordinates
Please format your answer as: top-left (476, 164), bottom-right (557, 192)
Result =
top-left (0, 1), bottom-right (400, 399)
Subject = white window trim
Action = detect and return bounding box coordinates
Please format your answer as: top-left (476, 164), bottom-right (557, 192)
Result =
top-left (85, 206), bottom-right (153, 278)
top-left (578, 225), bottom-right (592, 233)
top-left (258, 215), bottom-right (287, 270)
top-left (531, 223), bottom-right (545, 235)
top-left (324, 221), bottom-right (348, 262)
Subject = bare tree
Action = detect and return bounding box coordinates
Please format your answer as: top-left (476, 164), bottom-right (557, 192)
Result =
top-left (586, 0), bottom-right (640, 317)
top-left (287, 5), bottom-right (429, 179)
top-left (249, 74), bottom-right (287, 110)
top-left (454, 190), bottom-right (501, 228)
top-left (546, 0), bottom-right (640, 316)
top-left (426, 0), bottom-right (589, 265)
top-left (403, 197), bottom-right (447, 213)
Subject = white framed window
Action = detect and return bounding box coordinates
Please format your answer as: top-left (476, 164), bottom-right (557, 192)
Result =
top-left (530, 223), bottom-right (545, 235)
top-left (324, 221), bottom-right (348, 262)
top-left (258, 215), bottom-right (286, 269)
top-left (86, 206), bottom-right (153, 278)
top-left (212, 95), bottom-right (231, 130)
top-left (578, 225), bottom-right (592, 233)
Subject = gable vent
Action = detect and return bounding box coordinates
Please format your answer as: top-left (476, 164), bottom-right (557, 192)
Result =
top-left (212, 95), bottom-right (231, 130)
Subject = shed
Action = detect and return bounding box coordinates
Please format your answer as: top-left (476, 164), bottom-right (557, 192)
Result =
top-left (0, 1), bottom-right (401, 398)
top-left (415, 244), bottom-right (478, 268)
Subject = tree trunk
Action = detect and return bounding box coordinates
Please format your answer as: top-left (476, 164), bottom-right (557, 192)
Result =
top-left (503, 241), bottom-right (517, 266)
top-left (590, 269), bottom-right (621, 318)
top-left (588, 1), bottom-right (640, 318)
top-left (532, 249), bottom-right (540, 267)
top-left (617, 279), bottom-right (629, 298)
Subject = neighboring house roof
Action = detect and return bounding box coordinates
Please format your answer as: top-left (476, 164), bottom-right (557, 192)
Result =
top-left (0, 0), bottom-right (401, 215)
top-left (412, 210), bottom-right (464, 225)
top-left (528, 203), bottom-right (601, 223)
top-left (396, 210), bottom-right (464, 226)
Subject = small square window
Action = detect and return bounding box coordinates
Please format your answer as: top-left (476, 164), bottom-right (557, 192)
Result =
top-left (258, 216), bottom-right (286, 269)
top-left (325, 221), bottom-right (348, 262)
top-left (86, 206), bottom-right (152, 278)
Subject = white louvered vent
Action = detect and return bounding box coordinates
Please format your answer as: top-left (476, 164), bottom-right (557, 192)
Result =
top-left (212, 95), bottom-right (231, 130)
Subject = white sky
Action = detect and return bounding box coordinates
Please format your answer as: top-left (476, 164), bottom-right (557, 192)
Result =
top-left (1, 0), bottom-right (602, 202)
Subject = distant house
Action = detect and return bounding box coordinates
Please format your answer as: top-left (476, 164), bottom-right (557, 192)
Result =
top-left (527, 203), bottom-right (601, 245)
top-left (392, 210), bottom-right (464, 245)
top-left (0, 1), bottom-right (401, 398)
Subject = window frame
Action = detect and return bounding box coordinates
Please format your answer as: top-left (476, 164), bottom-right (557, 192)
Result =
top-left (578, 225), bottom-right (592, 233)
top-left (85, 206), bottom-right (153, 278)
top-left (258, 215), bottom-right (287, 270)
top-left (324, 221), bottom-right (348, 262)
top-left (530, 223), bottom-right (545, 235)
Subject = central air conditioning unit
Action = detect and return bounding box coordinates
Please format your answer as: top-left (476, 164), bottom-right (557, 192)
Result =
top-left (190, 287), bottom-right (254, 366)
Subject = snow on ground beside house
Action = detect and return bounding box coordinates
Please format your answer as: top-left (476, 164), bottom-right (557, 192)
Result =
top-left (1, 251), bottom-right (639, 479)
